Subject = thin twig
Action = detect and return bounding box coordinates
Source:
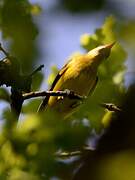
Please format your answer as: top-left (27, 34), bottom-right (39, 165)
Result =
top-left (100, 103), bottom-right (122, 112)
top-left (30, 65), bottom-right (44, 76)
top-left (23, 90), bottom-right (86, 100)
top-left (56, 147), bottom-right (94, 158)
top-left (0, 43), bottom-right (9, 57)
top-left (56, 151), bottom-right (82, 158)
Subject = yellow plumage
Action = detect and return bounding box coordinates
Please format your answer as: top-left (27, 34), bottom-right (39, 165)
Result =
top-left (39, 43), bottom-right (114, 118)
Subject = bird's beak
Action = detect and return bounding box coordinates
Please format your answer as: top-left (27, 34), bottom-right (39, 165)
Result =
top-left (105, 42), bottom-right (115, 49)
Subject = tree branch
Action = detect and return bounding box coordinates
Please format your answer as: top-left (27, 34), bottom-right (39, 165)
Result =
top-left (55, 147), bottom-right (94, 158)
top-left (23, 89), bottom-right (86, 101)
top-left (100, 103), bottom-right (122, 112)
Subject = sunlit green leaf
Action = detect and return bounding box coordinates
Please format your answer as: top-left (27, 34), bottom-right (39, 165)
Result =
top-left (30, 4), bottom-right (42, 15)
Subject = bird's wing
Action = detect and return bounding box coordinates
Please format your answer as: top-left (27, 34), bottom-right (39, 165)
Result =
top-left (38, 62), bottom-right (69, 112)
top-left (88, 76), bottom-right (98, 96)
top-left (50, 63), bottom-right (69, 91)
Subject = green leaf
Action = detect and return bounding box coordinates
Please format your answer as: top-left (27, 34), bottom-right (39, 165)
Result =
top-left (0, 88), bottom-right (10, 102)
top-left (22, 99), bottom-right (41, 113)
top-left (47, 65), bottom-right (59, 87)
top-left (31, 72), bottom-right (44, 91)
top-left (30, 4), bottom-right (42, 15)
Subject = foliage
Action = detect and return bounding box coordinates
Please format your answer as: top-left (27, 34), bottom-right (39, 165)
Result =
top-left (0, 0), bottom-right (39, 72)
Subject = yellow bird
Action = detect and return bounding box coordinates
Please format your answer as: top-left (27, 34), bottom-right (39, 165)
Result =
top-left (39, 43), bottom-right (115, 118)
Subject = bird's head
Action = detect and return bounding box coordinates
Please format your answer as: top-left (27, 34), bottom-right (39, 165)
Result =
top-left (87, 42), bottom-right (115, 67)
